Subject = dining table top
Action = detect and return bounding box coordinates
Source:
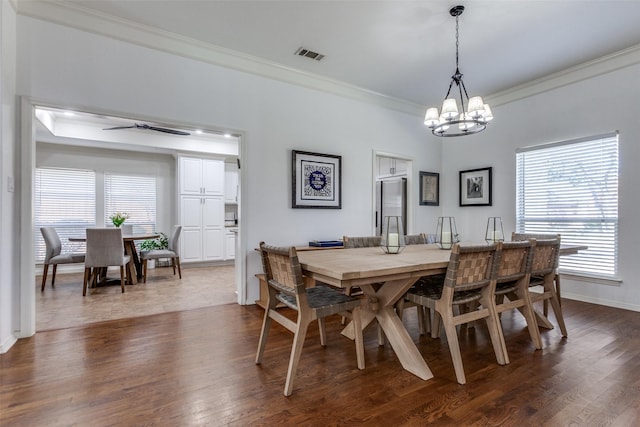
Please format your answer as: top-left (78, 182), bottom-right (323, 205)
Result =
top-left (69, 232), bottom-right (160, 242)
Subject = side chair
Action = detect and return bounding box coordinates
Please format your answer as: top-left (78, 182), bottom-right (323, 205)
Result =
top-left (141, 225), bottom-right (182, 282)
top-left (256, 242), bottom-right (365, 396)
top-left (405, 243), bottom-right (507, 384)
top-left (83, 228), bottom-right (131, 295)
top-left (40, 227), bottom-right (85, 292)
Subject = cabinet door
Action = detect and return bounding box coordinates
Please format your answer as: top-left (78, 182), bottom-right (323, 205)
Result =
top-left (180, 196), bottom-right (204, 261)
top-left (181, 228), bottom-right (203, 262)
top-left (202, 159), bottom-right (224, 195)
top-left (203, 228), bottom-right (224, 260)
top-left (202, 197), bottom-right (224, 260)
top-left (224, 162), bottom-right (238, 203)
top-left (202, 196), bottom-right (224, 228)
top-left (225, 232), bottom-right (236, 259)
top-left (180, 157), bottom-right (204, 195)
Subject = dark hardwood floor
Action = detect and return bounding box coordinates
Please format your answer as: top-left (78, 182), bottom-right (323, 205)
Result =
top-left (2, 299), bottom-right (639, 426)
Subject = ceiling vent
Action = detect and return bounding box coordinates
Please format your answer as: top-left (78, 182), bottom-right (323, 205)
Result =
top-left (294, 47), bottom-right (325, 61)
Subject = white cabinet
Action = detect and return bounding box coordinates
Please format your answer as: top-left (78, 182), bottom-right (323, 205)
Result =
top-left (178, 156), bottom-right (225, 262)
top-left (224, 162), bottom-right (238, 204)
top-left (179, 157), bottom-right (224, 196)
top-left (225, 230), bottom-right (236, 260)
top-left (377, 157), bottom-right (408, 178)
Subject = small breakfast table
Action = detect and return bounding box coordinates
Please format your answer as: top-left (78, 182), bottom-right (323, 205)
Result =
top-left (69, 232), bottom-right (160, 284)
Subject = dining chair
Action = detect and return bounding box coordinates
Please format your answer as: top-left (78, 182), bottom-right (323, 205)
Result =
top-left (256, 242), bottom-right (365, 396)
top-left (40, 227), bottom-right (86, 292)
top-left (83, 228), bottom-right (131, 295)
top-left (512, 232), bottom-right (562, 316)
top-left (405, 243), bottom-right (507, 384)
top-left (493, 240), bottom-right (542, 363)
top-left (141, 226), bottom-right (182, 283)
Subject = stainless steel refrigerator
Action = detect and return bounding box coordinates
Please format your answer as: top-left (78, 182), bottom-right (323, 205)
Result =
top-left (375, 177), bottom-right (407, 236)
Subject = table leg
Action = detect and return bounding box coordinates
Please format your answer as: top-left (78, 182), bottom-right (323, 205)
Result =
top-left (342, 278), bottom-right (434, 381)
top-left (123, 241), bottom-right (139, 284)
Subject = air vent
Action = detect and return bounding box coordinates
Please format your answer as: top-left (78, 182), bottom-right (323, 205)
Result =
top-left (294, 47), bottom-right (325, 61)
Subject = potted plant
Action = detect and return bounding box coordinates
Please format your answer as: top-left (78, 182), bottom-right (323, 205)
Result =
top-left (140, 232), bottom-right (169, 268)
top-left (109, 212), bottom-right (129, 228)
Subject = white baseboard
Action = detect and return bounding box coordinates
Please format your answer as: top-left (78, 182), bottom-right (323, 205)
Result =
top-left (0, 333), bottom-right (17, 354)
top-left (562, 292), bottom-right (640, 313)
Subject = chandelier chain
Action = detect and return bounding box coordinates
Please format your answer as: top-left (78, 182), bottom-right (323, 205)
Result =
top-left (455, 13), bottom-right (459, 68)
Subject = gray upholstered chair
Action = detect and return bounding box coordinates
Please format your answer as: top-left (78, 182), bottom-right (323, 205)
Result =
top-left (83, 228), bottom-right (131, 295)
top-left (140, 226), bottom-right (182, 283)
top-left (256, 242), bottom-right (365, 396)
top-left (40, 227), bottom-right (86, 292)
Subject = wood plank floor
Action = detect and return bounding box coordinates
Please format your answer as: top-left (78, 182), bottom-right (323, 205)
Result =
top-left (2, 298), bottom-right (640, 426)
top-left (36, 265), bottom-right (236, 331)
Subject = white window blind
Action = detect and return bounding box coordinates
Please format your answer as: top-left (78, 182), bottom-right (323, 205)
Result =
top-left (104, 174), bottom-right (157, 235)
top-left (516, 132), bottom-right (619, 278)
top-left (34, 168), bottom-right (96, 262)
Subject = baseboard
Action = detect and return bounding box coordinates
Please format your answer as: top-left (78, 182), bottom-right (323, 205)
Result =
top-left (0, 333), bottom-right (18, 354)
top-left (563, 292), bottom-right (640, 313)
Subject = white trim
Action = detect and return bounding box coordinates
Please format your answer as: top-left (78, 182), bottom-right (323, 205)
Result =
top-left (16, 1), bottom-right (640, 117)
top-left (559, 272), bottom-right (622, 287)
top-left (562, 292), bottom-right (640, 313)
top-left (0, 333), bottom-right (17, 354)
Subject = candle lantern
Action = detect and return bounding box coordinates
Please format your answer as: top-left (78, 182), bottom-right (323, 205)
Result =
top-left (436, 216), bottom-right (459, 249)
top-left (381, 216), bottom-right (405, 254)
top-left (485, 217), bottom-right (504, 243)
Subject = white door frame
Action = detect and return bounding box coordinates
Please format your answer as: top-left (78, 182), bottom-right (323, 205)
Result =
top-left (372, 150), bottom-right (414, 235)
top-left (17, 97), bottom-right (246, 338)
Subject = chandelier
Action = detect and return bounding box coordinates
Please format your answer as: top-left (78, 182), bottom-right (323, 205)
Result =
top-left (424, 5), bottom-right (493, 137)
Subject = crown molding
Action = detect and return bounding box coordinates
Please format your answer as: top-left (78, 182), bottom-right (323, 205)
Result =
top-left (16, 1), bottom-right (640, 117)
top-left (15, 0), bottom-right (425, 116)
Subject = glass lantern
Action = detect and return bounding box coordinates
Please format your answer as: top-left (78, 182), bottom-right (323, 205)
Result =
top-left (485, 217), bottom-right (504, 243)
top-left (435, 216), bottom-right (459, 249)
top-left (381, 216), bottom-right (405, 254)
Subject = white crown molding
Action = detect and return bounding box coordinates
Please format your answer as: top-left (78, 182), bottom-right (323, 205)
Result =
top-left (16, 1), bottom-right (640, 117)
top-left (16, 0), bottom-right (425, 116)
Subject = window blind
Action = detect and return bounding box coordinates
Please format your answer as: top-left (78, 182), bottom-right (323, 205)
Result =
top-left (34, 168), bottom-right (96, 262)
top-left (104, 173), bottom-right (157, 236)
top-left (516, 132), bottom-right (619, 278)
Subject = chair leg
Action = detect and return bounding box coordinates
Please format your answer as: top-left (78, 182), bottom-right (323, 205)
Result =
top-left (520, 290), bottom-right (543, 350)
top-left (549, 292), bottom-right (568, 337)
top-left (482, 297), bottom-right (508, 366)
top-left (352, 307), bottom-right (365, 370)
top-left (284, 316), bottom-right (311, 396)
top-left (431, 311), bottom-right (442, 339)
top-left (341, 286), bottom-right (352, 325)
top-left (440, 310), bottom-right (466, 384)
top-left (41, 264), bottom-right (49, 292)
top-left (175, 257), bottom-right (182, 279)
top-left (51, 265), bottom-right (58, 288)
top-left (318, 318), bottom-right (327, 346)
top-left (171, 258), bottom-right (176, 275)
top-left (142, 259), bottom-right (148, 283)
top-left (416, 305), bottom-right (426, 335)
top-left (82, 267), bottom-right (91, 296)
top-left (119, 266), bottom-right (126, 293)
top-left (256, 293), bottom-right (279, 365)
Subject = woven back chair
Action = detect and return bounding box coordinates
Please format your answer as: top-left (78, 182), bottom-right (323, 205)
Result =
top-left (343, 235), bottom-right (381, 249)
top-left (40, 227), bottom-right (85, 292)
top-left (512, 232), bottom-right (562, 314)
top-left (405, 243), bottom-right (507, 384)
top-left (493, 240), bottom-right (542, 362)
top-left (404, 233), bottom-right (427, 245)
top-left (256, 242), bottom-right (365, 396)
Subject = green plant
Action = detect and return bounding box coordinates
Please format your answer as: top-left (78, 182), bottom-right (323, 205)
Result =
top-left (140, 232), bottom-right (168, 251)
top-left (109, 212), bottom-right (129, 227)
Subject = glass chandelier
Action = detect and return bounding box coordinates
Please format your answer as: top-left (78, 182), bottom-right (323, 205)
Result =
top-left (424, 5), bottom-right (493, 137)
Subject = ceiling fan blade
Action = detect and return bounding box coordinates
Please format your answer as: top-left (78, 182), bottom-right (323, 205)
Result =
top-left (144, 125), bottom-right (191, 136)
top-left (103, 125), bottom-right (136, 130)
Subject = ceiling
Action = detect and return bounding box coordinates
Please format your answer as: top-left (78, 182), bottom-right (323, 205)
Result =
top-left (45, 0), bottom-right (640, 108)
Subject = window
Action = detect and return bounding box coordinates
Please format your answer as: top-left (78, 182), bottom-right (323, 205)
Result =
top-left (516, 132), bottom-right (619, 279)
top-left (104, 173), bottom-right (157, 235)
top-left (34, 168), bottom-right (96, 262)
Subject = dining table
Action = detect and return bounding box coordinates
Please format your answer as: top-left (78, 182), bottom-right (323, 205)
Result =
top-left (69, 231), bottom-right (160, 285)
top-left (296, 242), bottom-right (587, 381)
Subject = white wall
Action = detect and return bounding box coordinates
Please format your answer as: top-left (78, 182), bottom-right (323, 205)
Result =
top-left (440, 62), bottom-right (640, 311)
top-left (36, 142), bottom-right (177, 233)
top-left (0, 0), bottom-right (18, 353)
top-left (8, 16), bottom-right (442, 342)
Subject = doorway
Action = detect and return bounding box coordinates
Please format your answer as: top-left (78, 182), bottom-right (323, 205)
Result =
top-left (19, 98), bottom-right (246, 336)
top-left (373, 152), bottom-right (413, 235)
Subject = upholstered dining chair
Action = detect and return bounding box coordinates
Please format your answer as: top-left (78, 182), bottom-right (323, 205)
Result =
top-left (83, 228), bottom-right (131, 296)
top-left (40, 227), bottom-right (85, 292)
top-left (512, 232), bottom-right (562, 316)
top-left (256, 242), bottom-right (365, 396)
top-left (405, 243), bottom-right (507, 384)
top-left (141, 225), bottom-right (182, 283)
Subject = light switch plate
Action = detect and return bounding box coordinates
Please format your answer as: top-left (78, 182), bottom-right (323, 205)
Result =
top-left (7, 176), bottom-right (14, 193)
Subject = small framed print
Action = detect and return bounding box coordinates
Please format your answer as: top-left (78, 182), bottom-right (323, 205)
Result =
top-left (419, 171), bottom-right (439, 206)
top-left (292, 150), bottom-right (342, 209)
top-left (459, 167), bottom-right (492, 206)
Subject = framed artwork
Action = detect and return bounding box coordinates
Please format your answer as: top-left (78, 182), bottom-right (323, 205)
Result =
top-left (292, 150), bottom-right (342, 209)
top-left (419, 171), bottom-right (439, 206)
top-left (459, 167), bottom-right (492, 206)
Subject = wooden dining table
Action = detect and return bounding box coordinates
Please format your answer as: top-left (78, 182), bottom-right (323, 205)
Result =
top-left (296, 242), bottom-right (587, 381)
top-left (69, 232), bottom-right (160, 285)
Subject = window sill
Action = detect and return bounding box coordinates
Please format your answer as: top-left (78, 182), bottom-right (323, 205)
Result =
top-left (559, 271), bottom-right (622, 287)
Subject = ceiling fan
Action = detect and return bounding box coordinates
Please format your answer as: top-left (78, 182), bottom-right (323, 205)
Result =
top-left (103, 123), bottom-right (190, 136)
